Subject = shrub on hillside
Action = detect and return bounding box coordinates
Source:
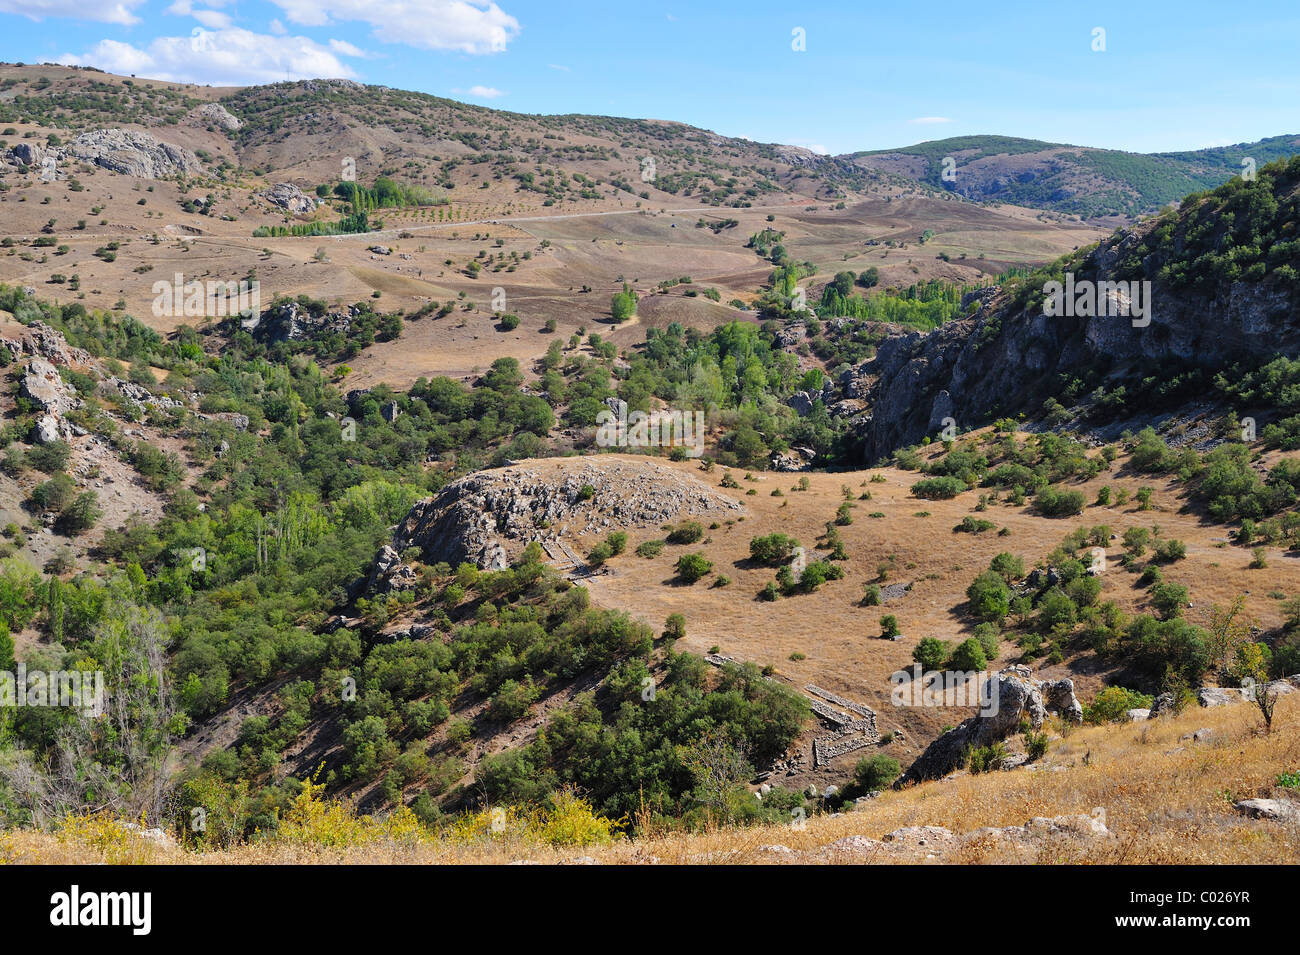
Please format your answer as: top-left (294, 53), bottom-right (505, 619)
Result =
top-left (911, 476), bottom-right (967, 500)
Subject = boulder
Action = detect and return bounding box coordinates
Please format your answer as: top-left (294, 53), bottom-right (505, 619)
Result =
top-left (1197, 687), bottom-right (1243, 707)
top-left (262, 182), bottom-right (316, 215)
top-left (1042, 678), bottom-right (1084, 724)
top-left (30, 414), bottom-right (61, 444)
top-left (1234, 798), bottom-right (1300, 823)
top-left (1149, 692), bottom-right (1176, 718)
top-left (787, 391), bottom-right (816, 416)
top-left (8, 141), bottom-right (43, 167)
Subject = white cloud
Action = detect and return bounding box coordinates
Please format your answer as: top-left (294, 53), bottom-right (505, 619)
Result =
top-left (547, 63), bottom-right (569, 72)
top-left (269, 18), bottom-right (287, 34)
top-left (57, 28), bottom-right (361, 85)
top-left (166, 0), bottom-right (231, 12)
top-left (270, 0), bottom-right (519, 54)
top-left (328, 38), bottom-right (372, 58)
top-left (453, 84), bottom-right (503, 98)
top-left (907, 116), bottom-right (953, 125)
top-left (0, 0), bottom-right (147, 25)
top-left (191, 9), bottom-right (232, 28)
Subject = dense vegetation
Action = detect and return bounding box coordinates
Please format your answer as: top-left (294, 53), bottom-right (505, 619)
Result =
top-left (0, 285), bottom-right (816, 838)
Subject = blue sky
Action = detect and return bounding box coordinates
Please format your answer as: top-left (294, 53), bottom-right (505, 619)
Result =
top-left (1, 0), bottom-right (1298, 155)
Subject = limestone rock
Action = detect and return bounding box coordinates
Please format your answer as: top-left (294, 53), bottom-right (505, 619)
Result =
top-left (897, 665), bottom-right (1082, 785)
top-left (21, 358), bottom-right (78, 415)
top-left (1234, 798), bottom-right (1300, 823)
top-left (386, 458), bottom-right (744, 571)
top-left (262, 182), bottom-right (316, 214)
top-left (7, 141), bottom-right (43, 167)
top-left (31, 414), bottom-right (61, 444)
top-left (189, 102), bottom-right (243, 131)
top-left (62, 128), bottom-right (204, 179)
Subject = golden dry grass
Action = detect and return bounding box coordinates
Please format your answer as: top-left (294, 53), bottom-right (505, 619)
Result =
top-left (579, 443), bottom-right (1300, 782)
top-left (5, 694), bottom-right (1296, 865)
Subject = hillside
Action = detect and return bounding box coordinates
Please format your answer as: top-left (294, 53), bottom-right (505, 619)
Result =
top-left (846, 134), bottom-right (1300, 218)
top-left (0, 65), bottom-right (1107, 389)
top-left (11, 689), bottom-right (1296, 864)
top-left (1, 63), bottom-right (1299, 871)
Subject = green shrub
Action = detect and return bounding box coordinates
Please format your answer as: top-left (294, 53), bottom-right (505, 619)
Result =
top-left (966, 570), bottom-right (1011, 622)
top-left (1150, 581), bottom-right (1190, 619)
top-left (667, 521), bottom-right (704, 545)
top-left (911, 476), bottom-right (967, 500)
top-left (674, 552), bottom-right (713, 582)
top-left (966, 741), bottom-right (1007, 774)
top-left (972, 622), bottom-right (1000, 661)
top-left (912, 636), bottom-right (948, 670)
top-left (748, 533), bottom-right (800, 565)
top-left (989, 552), bottom-right (1025, 581)
top-left (1084, 686), bottom-right (1155, 723)
top-left (949, 638), bottom-right (987, 672)
top-left (853, 754), bottom-right (900, 791)
top-left (1034, 486), bottom-right (1085, 517)
top-left (1153, 538), bottom-right (1187, 563)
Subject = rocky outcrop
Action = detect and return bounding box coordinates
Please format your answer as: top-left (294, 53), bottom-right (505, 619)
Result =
top-left (815, 807), bottom-right (1111, 862)
top-left (21, 359), bottom-right (78, 416)
top-left (0, 321), bottom-right (93, 366)
top-left (261, 182), bottom-right (316, 215)
top-left (6, 141), bottom-right (43, 167)
top-left (62, 128), bottom-right (204, 179)
top-left (897, 666), bottom-right (1082, 785)
top-left (367, 544), bottom-right (420, 593)
top-left (385, 458), bottom-right (745, 571)
top-left (188, 102), bottom-right (242, 131)
top-left (31, 414), bottom-right (61, 445)
top-left (242, 300), bottom-right (358, 343)
top-left (104, 377), bottom-right (184, 412)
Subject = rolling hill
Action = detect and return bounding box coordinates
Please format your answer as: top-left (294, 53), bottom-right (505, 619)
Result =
top-left (845, 133), bottom-right (1300, 218)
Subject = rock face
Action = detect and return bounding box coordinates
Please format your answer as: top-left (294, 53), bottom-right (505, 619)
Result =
top-left (62, 128), bottom-right (204, 179)
top-left (21, 358), bottom-right (79, 416)
top-left (387, 458), bottom-right (746, 570)
top-left (851, 216), bottom-right (1300, 462)
top-left (188, 102), bottom-right (243, 131)
top-left (262, 182), bottom-right (316, 214)
top-left (897, 666), bottom-right (1082, 785)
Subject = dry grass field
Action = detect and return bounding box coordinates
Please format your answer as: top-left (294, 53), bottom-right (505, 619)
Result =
top-left (567, 444), bottom-right (1296, 776)
top-left (6, 692), bottom-right (1295, 864)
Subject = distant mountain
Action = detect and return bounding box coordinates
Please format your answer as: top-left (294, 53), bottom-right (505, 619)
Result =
top-left (843, 134), bottom-right (1300, 218)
